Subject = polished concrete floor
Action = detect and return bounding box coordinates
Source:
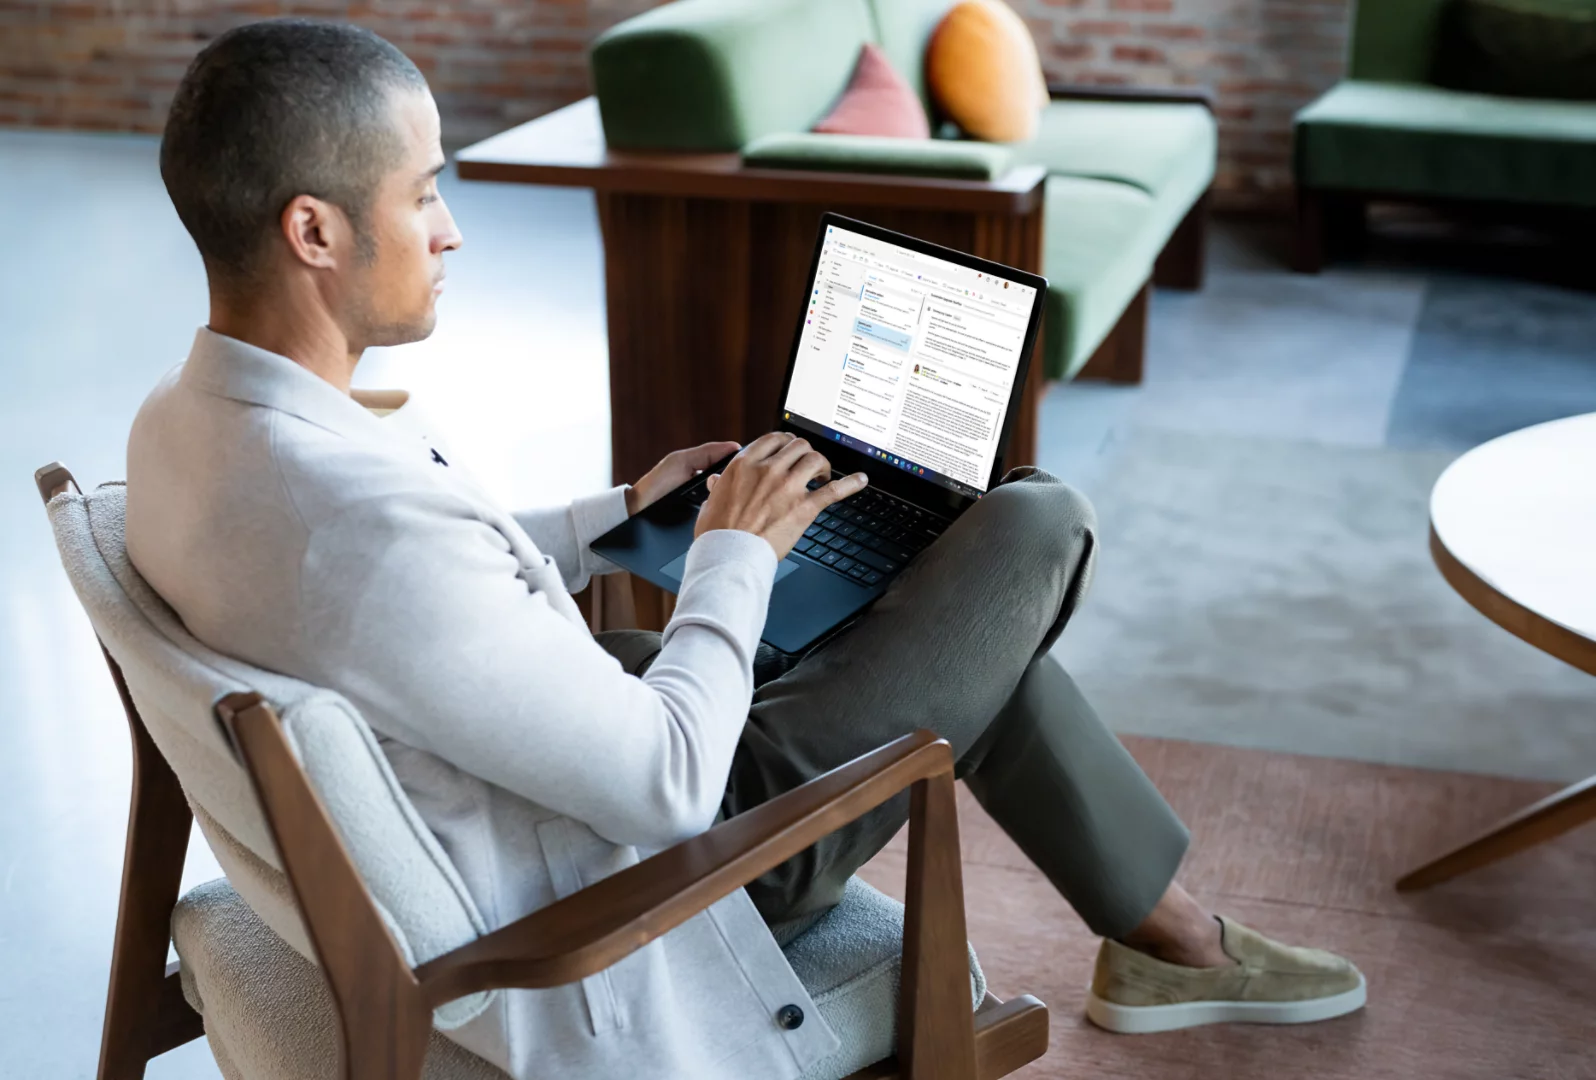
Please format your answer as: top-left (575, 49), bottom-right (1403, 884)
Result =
top-left (3, 129), bottom-right (1593, 1078)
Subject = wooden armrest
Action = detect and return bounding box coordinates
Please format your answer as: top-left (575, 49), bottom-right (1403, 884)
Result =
top-left (223, 693), bottom-right (976, 1077)
top-left (35, 461), bottom-right (79, 504)
top-left (415, 729), bottom-right (952, 1008)
top-left (1048, 83), bottom-right (1215, 111)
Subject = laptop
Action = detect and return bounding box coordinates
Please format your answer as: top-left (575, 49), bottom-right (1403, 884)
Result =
top-left (590, 213), bottom-right (1048, 654)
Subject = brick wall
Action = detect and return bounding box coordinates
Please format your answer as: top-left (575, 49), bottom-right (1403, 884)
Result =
top-left (0, 0), bottom-right (663, 138)
top-left (0, 0), bottom-right (1350, 204)
top-left (1024, 0), bottom-right (1351, 201)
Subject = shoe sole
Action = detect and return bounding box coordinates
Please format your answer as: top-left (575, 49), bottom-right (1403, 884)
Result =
top-left (1084, 973), bottom-right (1367, 1034)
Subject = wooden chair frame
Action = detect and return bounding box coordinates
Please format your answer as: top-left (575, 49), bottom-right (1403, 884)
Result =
top-left (37, 462), bottom-right (1048, 1080)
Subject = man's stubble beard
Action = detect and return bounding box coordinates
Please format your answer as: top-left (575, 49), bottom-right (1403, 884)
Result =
top-left (345, 240), bottom-right (438, 349)
top-left (356, 302), bottom-right (437, 349)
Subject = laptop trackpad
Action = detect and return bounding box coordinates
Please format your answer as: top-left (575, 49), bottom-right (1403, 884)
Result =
top-left (659, 552), bottom-right (801, 585)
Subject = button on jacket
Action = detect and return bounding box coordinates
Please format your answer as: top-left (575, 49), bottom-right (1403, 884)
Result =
top-left (126, 329), bottom-right (840, 1079)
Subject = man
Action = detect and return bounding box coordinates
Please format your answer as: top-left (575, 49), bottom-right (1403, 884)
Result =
top-left (128, 20), bottom-right (1365, 1080)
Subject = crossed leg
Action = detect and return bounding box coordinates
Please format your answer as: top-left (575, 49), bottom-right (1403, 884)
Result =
top-left (599, 468), bottom-right (1222, 962)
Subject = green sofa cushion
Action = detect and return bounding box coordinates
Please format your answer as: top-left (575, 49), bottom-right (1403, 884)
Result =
top-left (1435, 0), bottom-right (1596, 101)
top-left (1041, 176), bottom-right (1174, 380)
top-left (1347, 0), bottom-right (1450, 82)
top-left (742, 132), bottom-right (1014, 178)
top-left (591, 0), bottom-right (876, 151)
top-left (1294, 79), bottom-right (1596, 206)
top-left (866, 0), bottom-right (957, 112)
top-left (1013, 99), bottom-right (1217, 199)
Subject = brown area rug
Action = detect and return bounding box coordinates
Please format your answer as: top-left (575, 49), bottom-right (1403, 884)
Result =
top-left (858, 736), bottom-right (1596, 1079)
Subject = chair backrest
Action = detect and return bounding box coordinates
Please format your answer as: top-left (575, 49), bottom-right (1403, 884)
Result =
top-left (1345, 0), bottom-right (1449, 83)
top-left (46, 480), bottom-right (494, 1028)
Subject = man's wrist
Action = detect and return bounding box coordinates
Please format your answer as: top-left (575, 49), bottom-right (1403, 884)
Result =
top-left (624, 483), bottom-right (639, 516)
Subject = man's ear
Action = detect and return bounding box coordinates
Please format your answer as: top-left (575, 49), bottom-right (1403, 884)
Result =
top-left (279, 194), bottom-right (350, 270)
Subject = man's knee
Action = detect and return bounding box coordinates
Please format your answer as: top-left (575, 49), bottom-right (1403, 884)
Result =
top-left (978, 469), bottom-right (1098, 568)
top-left (960, 470), bottom-right (1098, 648)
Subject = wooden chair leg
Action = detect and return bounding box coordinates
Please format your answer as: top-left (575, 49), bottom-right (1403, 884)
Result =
top-left (1294, 188), bottom-right (1325, 273)
top-left (40, 467), bottom-right (205, 1076)
top-left (627, 575), bottom-right (675, 633)
top-left (898, 771), bottom-right (976, 1078)
top-left (972, 996), bottom-right (1049, 1079)
top-left (98, 653), bottom-right (205, 1080)
top-left (842, 994), bottom-right (1050, 1080)
top-left (573, 573), bottom-right (642, 634)
top-left (1153, 190), bottom-right (1208, 290)
top-left (1075, 281), bottom-right (1149, 385)
top-left (1397, 773), bottom-right (1596, 891)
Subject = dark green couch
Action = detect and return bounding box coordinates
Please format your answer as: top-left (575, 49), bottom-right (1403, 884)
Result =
top-left (591, 0), bottom-right (1217, 382)
top-left (1292, 0), bottom-right (1596, 271)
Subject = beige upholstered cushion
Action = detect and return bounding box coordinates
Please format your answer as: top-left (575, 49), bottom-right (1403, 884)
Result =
top-left (175, 879), bottom-right (508, 1080)
top-left (47, 483), bottom-right (493, 1028)
top-left (174, 876), bottom-right (985, 1080)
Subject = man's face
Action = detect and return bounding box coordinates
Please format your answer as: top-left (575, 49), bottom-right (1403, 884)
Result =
top-left (344, 88), bottom-right (462, 348)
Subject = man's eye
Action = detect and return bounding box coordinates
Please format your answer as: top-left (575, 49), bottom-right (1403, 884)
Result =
top-left (420, 193), bottom-right (438, 206)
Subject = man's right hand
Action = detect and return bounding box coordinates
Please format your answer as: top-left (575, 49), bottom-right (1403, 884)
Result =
top-left (694, 432), bottom-right (868, 560)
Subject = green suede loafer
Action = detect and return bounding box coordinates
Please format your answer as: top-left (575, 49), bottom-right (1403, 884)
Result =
top-left (1085, 916), bottom-right (1367, 1034)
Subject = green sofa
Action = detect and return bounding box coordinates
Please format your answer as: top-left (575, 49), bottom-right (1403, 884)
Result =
top-left (1292, 0), bottom-right (1596, 271)
top-left (590, 0), bottom-right (1217, 383)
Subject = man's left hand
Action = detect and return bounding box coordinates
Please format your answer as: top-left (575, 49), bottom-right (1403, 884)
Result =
top-left (626, 440), bottom-right (742, 516)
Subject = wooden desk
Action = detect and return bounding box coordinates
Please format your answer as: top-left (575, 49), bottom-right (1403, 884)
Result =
top-left (1397, 412), bottom-right (1596, 890)
top-left (458, 99), bottom-right (1052, 628)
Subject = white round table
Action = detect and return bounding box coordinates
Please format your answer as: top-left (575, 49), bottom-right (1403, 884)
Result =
top-left (1399, 412), bottom-right (1596, 890)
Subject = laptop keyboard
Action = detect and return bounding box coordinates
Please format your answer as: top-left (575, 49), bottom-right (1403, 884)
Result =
top-left (794, 478), bottom-right (951, 585)
top-left (683, 473), bottom-right (952, 586)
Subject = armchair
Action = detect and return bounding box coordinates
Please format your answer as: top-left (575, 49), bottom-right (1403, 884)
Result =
top-left (36, 462), bottom-right (1049, 1080)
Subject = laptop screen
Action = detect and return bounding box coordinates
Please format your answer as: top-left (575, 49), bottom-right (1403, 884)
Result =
top-left (781, 222), bottom-right (1040, 498)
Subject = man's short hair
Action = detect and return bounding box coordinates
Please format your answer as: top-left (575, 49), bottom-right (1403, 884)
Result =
top-left (160, 20), bottom-right (428, 282)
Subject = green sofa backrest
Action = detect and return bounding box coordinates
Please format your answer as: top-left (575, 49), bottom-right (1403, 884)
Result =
top-left (1346, 0), bottom-right (1450, 82)
top-left (591, 0), bottom-right (958, 151)
top-left (592, 0), bottom-right (876, 151)
top-left (869, 0), bottom-right (958, 110)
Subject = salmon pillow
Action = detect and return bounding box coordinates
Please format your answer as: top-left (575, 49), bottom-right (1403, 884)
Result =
top-left (813, 43), bottom-right (932, 139)
top-left (925, 0), bottom-right (1048, 143)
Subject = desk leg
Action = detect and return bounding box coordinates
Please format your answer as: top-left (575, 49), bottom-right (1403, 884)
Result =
top-left (1396, 772), bottom-right (1596, 890)
top-left (595, 193), bottom-right (1046, 632)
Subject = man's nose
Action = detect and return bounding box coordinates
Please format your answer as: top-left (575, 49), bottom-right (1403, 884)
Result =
top-left (435, 204), bottom-right (464, 253)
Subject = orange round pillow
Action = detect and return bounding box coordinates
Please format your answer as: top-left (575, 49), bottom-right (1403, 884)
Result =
top-left (925, 0), bottom-right (1048, 143)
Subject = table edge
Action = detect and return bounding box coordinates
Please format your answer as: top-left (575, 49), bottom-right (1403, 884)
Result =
top-left (1429, 522), bottom-right (1596, 678)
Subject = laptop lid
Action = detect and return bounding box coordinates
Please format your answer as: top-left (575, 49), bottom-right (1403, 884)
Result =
top-left (775, 213), bottom-right (1048, 518)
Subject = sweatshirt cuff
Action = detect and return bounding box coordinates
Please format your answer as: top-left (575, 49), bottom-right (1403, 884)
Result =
top-left (570, 485), bottom-right (632, 548)
top-left (685, 528), bottom-right (778, 581)
top-left (664, 529), bottom-right (779, 649)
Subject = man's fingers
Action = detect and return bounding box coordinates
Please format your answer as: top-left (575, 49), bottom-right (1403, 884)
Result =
top-left (706, 473), bottom-right (718, 491)
top-left (682, 440), bottom-right (740, 471)
top-left (811, 472), bottom-right (868, 508)
top-left (768, 435), bottom-right (814, 474)
top-left (794, 449), bottom-right (832, 486)
top-left (740, 431), bottom-right (796, 462)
